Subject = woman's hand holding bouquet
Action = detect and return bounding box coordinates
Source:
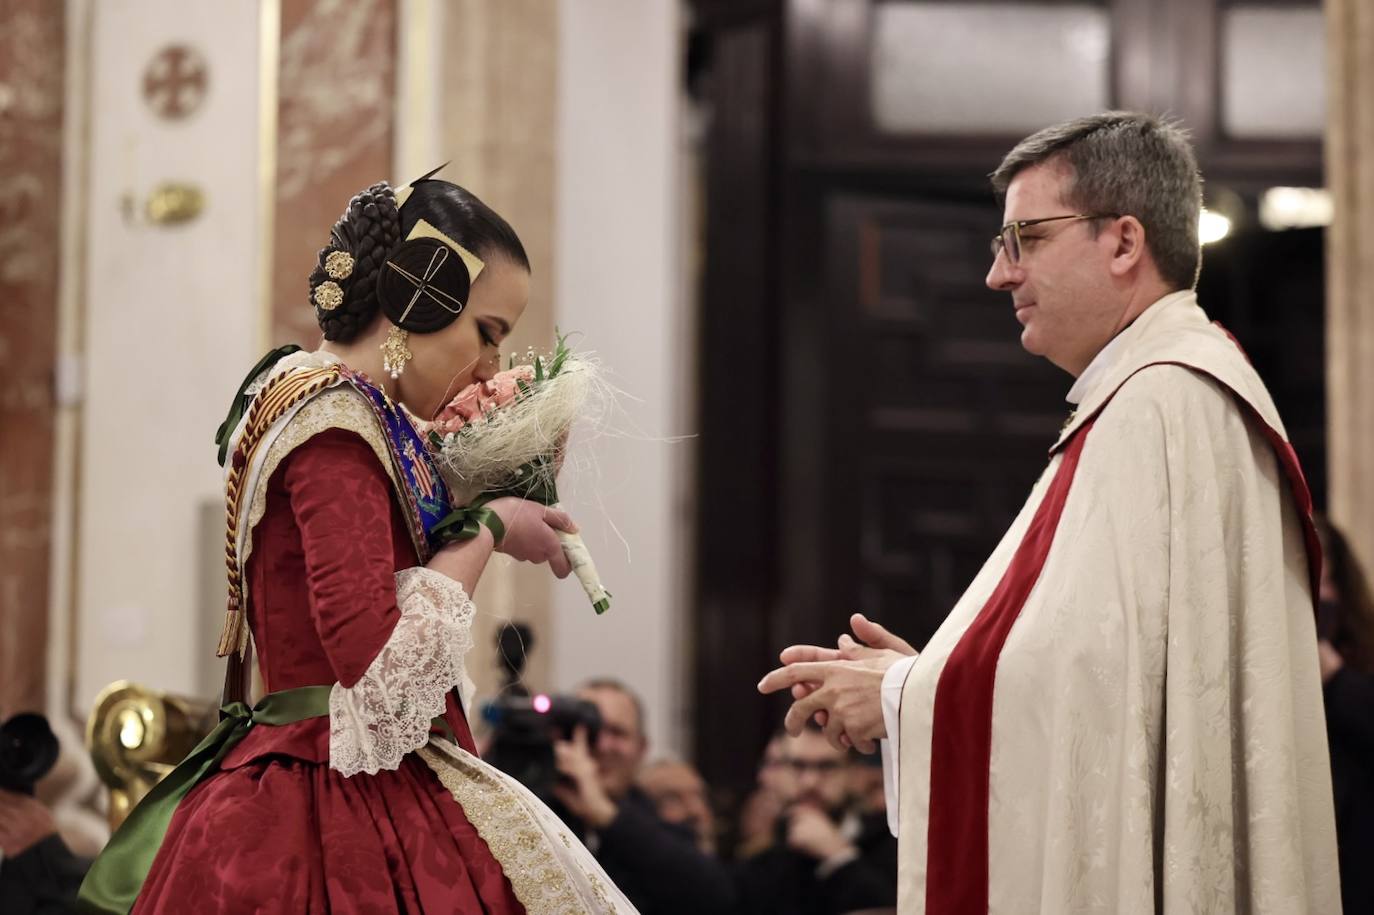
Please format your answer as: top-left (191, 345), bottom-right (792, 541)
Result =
top-left (418, 336), bottom-right (612, 613)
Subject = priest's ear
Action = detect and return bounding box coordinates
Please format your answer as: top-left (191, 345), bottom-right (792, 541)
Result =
top-left (1105, 215), bottom-right (1149, 279)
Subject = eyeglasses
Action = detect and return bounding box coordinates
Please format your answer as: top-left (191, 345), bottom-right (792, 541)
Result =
top-left (785, 759), bottom-right (846, 775)
top-left (990, 213), bottom-right (1119, 263)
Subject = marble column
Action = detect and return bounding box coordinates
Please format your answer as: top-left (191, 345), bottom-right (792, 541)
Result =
top-left (1325, 0), bottom-right (1374, 567)
top-left (272, 0), bottom-right (398, 346)
top-left (439, 0), bottom-right (560, 701)
top-left (0, 0), bottom-right (63, 717)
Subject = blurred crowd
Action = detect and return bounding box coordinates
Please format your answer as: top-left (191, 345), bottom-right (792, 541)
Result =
top-left (533, 680), bottom-right (898, 914)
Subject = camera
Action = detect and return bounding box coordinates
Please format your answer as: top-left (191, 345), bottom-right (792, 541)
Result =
top-left (482, 692), bottom-right (602, 801)
top-left (479, 622), bottom-right (602, 802)
top-left (0, 712), bottom-right (60, 796)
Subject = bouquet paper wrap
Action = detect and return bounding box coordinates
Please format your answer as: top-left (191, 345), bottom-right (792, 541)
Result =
top-left (421, 338), bottom-right (611, 614)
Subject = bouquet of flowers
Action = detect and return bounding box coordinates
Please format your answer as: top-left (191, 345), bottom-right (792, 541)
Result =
top-left (421, 334), bottom-right (611, 614)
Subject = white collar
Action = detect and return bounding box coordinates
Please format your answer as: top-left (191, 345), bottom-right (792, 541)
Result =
top-left (1065, 290), bottom-right (1197, 406)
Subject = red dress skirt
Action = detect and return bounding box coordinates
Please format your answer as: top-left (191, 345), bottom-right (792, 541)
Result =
top-left (132, 430), bottom-right (526, 914)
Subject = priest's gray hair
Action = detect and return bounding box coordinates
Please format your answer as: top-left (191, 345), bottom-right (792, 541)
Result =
top-left (991, 112), bottom-right (1203, 291)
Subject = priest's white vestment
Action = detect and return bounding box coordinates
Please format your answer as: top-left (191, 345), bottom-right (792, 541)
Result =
top-left (881, 291), bottom-right (1341, 914)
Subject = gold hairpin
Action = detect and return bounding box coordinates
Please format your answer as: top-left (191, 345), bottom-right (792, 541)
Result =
top-left (314, 281), bottom-right (344, 311)
top-left (324, 250), bottom-right (354, 280)
top-left (406, 219), bottom-right (485, 283)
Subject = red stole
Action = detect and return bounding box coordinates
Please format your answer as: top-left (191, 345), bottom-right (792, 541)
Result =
top-left (922, 361), bottom-right (1320, 914)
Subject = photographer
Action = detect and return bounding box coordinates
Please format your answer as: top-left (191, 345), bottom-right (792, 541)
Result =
top-left (0, 713), bottom-right (89, 914)
top-left (552, 678), bottom-right (735, 914)
top-left (0, 789), bottom-right (89, 913)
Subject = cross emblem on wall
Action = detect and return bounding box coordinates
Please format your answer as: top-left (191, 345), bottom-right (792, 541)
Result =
top-left (142, 45), bottom-right (209, 121)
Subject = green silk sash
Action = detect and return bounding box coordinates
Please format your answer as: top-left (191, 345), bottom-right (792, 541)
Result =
top-left (77, 685), bottom-right (331, 914)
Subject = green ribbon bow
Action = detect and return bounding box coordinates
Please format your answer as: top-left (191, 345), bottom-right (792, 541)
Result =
top-left (77, 685), bottom-right (331, 914)
top-left (214, 344), bottom-right (304, 467)
top-left (431, 501), bottom-right (506, 546)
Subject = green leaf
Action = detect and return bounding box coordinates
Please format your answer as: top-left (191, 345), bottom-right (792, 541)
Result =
top-left (549, 329), bottom-right (573, 377)
top-left (548, 346), bottom-right (569, 377)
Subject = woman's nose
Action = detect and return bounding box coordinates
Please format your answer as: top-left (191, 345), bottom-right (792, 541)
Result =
top-left (472, 351), bottom-right (499, 382)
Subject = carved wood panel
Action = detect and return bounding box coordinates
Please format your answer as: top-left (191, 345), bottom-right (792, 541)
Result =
top-left (818, 193), bottom-right (1066, 646)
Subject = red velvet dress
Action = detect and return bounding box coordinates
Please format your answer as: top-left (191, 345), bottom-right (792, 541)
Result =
top-left (133, 429), bottom-right (527, 914)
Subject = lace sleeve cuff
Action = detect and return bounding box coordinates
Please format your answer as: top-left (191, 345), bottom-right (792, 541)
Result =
top-left (328, 567), bottom-right (477, 777)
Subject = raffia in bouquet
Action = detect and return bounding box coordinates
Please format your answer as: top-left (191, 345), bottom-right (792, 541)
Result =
top-left (419, 334), bottom-right (612, 614)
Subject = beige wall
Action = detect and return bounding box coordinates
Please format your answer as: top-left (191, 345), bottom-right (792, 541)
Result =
top-left (272, 0), bottom-right (396, 348)
top-left (425, 0), bottom-right (562, 705)
top-left (70, 0), bottom-right (269, 707)
top-left (551, 0), bottom-right (689, 756)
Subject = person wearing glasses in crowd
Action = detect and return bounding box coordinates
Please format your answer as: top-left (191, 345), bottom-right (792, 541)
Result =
top-left (734, 724), bottom-right (897, 915)
top-left (760, 112), bottom-right (1340, 912)
top-left (734, 733), bottom-right (795, 861)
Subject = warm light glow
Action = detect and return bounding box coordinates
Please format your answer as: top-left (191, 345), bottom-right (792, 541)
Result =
top-left (117, 709), bottom-right (145, 749)
top-left (1259, 186), bottom-right (1332, 231)
top-left (1199, 208), bottom-right (1232, 245)
top-left (532, 694), bottom-right (553, 714)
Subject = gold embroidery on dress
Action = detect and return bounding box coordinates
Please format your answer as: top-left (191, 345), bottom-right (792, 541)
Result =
top-left (416, 744), bottom-right (604, 915)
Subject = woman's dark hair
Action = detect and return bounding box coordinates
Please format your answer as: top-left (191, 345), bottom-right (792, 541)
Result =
top-left (1317, 514), bottom-right (1374, 674)
top-left (310, 178), bottom-right (529, 342)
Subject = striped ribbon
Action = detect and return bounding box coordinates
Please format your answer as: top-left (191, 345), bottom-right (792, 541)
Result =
top-left (217, 365), bottom-right (342, 657)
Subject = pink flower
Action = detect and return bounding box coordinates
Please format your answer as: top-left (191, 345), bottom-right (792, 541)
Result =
top-left (430, 365), bottom-right (535, 435)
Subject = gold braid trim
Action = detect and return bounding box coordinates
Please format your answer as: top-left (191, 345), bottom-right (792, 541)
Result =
top-left (217, 366), bottom-right (343, 656)
top-left (228, 386), bottom-right (404, 659)
top-left (417, 744), bottom-right (617, 914)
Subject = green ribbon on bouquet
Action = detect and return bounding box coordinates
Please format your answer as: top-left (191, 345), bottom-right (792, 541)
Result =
top-left (77, 685), bottom-right (331, 914)
top-left (429, 456), bottom-right (559, 547)
top-left (431, 499), bottom-right (507, 546)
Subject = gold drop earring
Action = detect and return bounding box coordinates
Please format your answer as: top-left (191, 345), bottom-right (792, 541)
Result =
top-left (381, 325), bottom-right (412, 379)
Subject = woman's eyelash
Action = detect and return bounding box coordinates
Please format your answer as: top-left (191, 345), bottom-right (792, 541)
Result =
top-left (479, 326), bottom-right (497, 346)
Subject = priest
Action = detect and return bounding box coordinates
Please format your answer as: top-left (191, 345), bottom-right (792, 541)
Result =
top-left (759, 112), bottom-right (1342, 913)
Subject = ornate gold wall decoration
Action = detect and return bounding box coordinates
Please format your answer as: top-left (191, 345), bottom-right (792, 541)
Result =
top-left (144, 182), bottom-right (206, 225)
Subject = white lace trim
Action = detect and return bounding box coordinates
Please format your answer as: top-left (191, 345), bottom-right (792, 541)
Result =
top-left (418, 741), bottom-right (638, 914)
top-left (328, 567), bottom-right (477, 777)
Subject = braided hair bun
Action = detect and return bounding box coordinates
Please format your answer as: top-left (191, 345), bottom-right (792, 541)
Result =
top-left (309, 182), bottom-right (401, 341)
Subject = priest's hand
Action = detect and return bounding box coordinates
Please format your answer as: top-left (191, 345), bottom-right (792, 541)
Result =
top-left (758, 655), bottom-right (896, 754)
top-left (846, 613), bottom-right (917, 658)
top-left (758, 613), bottom-right (913, 753)
top-left (778, 613), bottom-right (916, 667)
